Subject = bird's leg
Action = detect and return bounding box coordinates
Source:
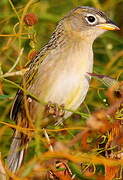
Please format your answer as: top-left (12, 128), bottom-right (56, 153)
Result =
top-left (45, 101), bottom-right (65, 118)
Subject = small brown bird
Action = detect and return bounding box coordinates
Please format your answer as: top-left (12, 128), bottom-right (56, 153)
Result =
top-left (7, 6), bottom-right (119, 172)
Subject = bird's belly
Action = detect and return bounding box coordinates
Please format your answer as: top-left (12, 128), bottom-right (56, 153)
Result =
top-left (43, 70), bottom-right (91, 118)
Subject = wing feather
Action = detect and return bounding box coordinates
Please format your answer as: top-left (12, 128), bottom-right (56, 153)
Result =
top-left (10, 49), bottom-right (50, 121)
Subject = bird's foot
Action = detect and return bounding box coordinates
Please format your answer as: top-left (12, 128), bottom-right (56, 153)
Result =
top-left (45, 101), bottom-right (65, 118)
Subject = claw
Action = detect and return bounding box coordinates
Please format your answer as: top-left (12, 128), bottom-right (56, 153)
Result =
top-left (45, 101), bottom-right (65, 118)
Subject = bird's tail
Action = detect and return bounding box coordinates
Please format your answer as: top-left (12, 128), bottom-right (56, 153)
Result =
top-left (7, 129), bottom-right (29, 173)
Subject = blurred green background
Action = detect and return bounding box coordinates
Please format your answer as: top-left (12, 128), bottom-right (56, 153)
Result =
top-left (0, 0), bottom-right (123, 178)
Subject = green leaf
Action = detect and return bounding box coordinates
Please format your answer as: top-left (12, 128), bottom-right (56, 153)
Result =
top-left (0, 94), bottom-right (12, 100)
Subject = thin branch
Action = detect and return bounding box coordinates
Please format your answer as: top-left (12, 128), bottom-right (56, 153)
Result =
top-left (0, 69), bottom-right (28, 78)
top-left (8, 0), bottom-right (20, 21)
top-left (43, 129), bottom-right (54, 152)
top-left (8, 48), bottom-right (24, 73)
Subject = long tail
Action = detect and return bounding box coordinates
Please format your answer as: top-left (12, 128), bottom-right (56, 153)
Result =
top-left (7, 130), bottom-right (29, 173)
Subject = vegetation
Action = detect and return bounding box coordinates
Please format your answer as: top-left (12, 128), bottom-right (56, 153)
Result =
top-left (0, 0), bottom-right (123, 179)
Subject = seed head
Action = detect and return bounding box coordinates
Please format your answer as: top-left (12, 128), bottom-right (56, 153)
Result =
top-left (24, 13), bottom-right (38, 26)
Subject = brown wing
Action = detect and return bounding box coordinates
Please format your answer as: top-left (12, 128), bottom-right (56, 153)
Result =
top-left (10, 47), bottom-right (50, 121)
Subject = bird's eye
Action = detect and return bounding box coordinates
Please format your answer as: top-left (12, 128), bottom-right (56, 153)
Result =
top-left (85, 14), bottom-right (97, 25)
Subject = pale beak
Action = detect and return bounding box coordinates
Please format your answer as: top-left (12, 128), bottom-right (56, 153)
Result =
top-left (96, 22), bottom-right (120, 31)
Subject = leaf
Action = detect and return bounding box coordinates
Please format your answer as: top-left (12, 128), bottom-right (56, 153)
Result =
top-left (0, 94), bottom-right (12, 100)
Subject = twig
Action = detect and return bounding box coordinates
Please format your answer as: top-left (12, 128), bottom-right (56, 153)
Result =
top-left (8, 48), bottom-right (24, 73)
top-left (43, 129), bottom-right (54, 152)
top-left (8, 0), bottom-right (20, 21)
top-left (0, 33), bottom-right (30, 37)
top-left (0, 69), bottom-right (28, 78)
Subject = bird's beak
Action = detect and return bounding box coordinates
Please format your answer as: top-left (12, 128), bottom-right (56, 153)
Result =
top-left (96, 22), bottom-right (120, 31)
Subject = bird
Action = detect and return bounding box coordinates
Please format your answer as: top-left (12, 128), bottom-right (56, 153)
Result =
top-left (7, 6), bottom-right (119, 173)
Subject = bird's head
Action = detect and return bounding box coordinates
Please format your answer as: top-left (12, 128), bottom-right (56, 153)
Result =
top-left (63, 6), bottom-right (120, 42)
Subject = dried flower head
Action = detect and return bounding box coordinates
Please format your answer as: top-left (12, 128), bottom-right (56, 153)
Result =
top-left (24, 13), bottom-right (38, 26)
